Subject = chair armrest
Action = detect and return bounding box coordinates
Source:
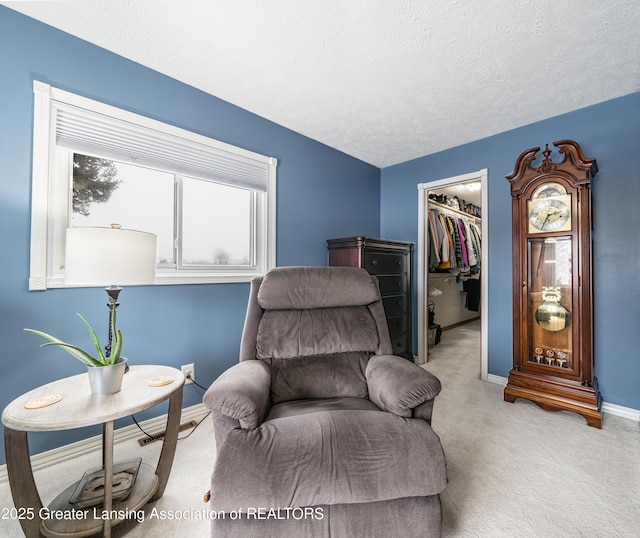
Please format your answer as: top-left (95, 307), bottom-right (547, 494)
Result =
top-left (366, 355), bottom-right (442, 417)
top-left (203, 360), bottom-right (271, 430)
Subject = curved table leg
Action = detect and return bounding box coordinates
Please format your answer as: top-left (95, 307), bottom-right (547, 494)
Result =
top-left (151, 385), bottom-right (183, 501)
top-left (4, 427), bottom-right (44, 538)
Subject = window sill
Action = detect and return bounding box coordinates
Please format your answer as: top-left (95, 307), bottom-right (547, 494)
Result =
top-left (31, 271), bottom-right (263, 290)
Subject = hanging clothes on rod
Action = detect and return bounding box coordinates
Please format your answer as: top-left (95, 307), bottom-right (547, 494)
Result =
top-left (428, 201), bottom-right (482, 278)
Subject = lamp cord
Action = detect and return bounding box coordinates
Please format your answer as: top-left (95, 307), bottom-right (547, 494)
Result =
top-left (131, 374), bottom-right (211, 441)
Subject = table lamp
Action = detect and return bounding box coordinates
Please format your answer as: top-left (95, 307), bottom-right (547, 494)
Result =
top-left (65, 225), bottom-right (157, 357)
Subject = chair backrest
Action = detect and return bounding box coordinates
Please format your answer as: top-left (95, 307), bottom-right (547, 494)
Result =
top-left (239, 266), bottom-right (392, 403)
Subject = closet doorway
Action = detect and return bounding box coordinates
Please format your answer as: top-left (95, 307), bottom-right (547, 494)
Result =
top-left (416, 169), bottom-right (488, 381)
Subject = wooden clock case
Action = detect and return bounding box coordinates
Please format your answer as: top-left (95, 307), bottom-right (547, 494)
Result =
top-left (504, 140), bottom-right (602, 428)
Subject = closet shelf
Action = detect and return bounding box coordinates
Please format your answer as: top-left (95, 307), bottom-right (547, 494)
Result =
top-left (428, 199), bottom-right (481, 223)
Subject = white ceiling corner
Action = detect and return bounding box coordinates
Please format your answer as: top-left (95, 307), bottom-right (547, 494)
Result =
top-left (3, 0), bottom-right (639, 168)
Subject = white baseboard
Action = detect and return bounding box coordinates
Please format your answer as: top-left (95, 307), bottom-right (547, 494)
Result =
top-left (487, 373), bottom-right (507, 386)
top-left (486, 374), bottom-right (640, 423)
top-left (602, 401), bottom-right (640, 422)
top-left (0, 403), bottom-right (209, 484)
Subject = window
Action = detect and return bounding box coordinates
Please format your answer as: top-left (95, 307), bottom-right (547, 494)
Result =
top-left (29, 81), bottom-right (277, 290)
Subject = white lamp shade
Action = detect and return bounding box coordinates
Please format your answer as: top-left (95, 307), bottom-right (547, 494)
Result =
top-left (65, 227), bottom-right (157, 286)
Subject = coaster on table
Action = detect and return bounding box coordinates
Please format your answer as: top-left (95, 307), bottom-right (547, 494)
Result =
top-left (25, 394), bottom-right (63, 409)
top-left (148, 376), bottom-right (174, 387)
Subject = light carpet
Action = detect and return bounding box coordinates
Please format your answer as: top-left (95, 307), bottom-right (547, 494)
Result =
top-left (1, 320), bottom-right (638, 537)
top-left (427, 320), bottom-right (640, 537)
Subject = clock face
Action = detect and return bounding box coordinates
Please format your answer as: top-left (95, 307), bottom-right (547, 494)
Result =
top-left (528, 197), bottom-right (571, 233)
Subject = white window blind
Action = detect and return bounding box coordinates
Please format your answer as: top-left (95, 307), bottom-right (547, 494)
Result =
top-left (28, 81), bottom-right (277, 290)
top-left (54, 103), bottom-right (270, 192)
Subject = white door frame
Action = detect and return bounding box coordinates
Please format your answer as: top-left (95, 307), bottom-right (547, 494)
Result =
top-left (417, 169), bottom-right (489, 381)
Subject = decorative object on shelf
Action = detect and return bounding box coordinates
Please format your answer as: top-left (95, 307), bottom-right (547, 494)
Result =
top-left (504, 140), bottom-right (602, 428)
top-left (70, 458), bottom-right (142, 508)
top-left (24, 225), bottom-right (157, 396)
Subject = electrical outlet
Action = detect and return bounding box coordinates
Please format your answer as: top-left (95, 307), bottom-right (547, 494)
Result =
top-left (181, 363), bottom-right (195, 384)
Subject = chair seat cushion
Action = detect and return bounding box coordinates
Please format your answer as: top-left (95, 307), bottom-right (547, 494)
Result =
top-left (266, 396), bottom-right (379, 420)
top-left (210, 397), bottom-right (447, 512)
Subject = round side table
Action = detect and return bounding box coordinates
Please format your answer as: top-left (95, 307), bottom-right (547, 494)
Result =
top-left (2, 365), bottom-right (184, 538)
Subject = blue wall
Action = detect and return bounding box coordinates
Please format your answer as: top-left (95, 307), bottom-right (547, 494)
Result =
top-left (381, 92), bottom-right (640, 411)
top-left (2, 6), bottom-right (638, 467)
top-left (0, 7), bottom-right (380, 464)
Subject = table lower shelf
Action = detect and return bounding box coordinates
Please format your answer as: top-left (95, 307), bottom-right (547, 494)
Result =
top-left (41, 463), bottom-right (159, 538)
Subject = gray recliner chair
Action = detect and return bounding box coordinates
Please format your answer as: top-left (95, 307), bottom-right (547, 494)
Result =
top-left (203, 266), bottom-right (447, 537)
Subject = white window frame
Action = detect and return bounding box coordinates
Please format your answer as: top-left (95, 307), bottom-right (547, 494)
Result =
top-left (28, 81), bottom-right (277, 290)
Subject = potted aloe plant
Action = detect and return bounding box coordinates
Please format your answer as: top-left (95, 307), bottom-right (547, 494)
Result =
top-left (24, 297), bottom-right (127, 396)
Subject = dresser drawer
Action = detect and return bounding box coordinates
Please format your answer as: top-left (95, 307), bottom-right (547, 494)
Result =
top-left (364, 251), bottom-right (407, 274)
top-left (387, 314), bottom-right (408, 338)
top-left (377, 275), bottom-right (407, 296)
top-left (382, 295), bottom-right (407, 317)
top-left (391, 334), bottom-right (410, 356)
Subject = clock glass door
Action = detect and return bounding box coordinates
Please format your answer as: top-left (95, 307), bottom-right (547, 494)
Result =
top-left (527, 236), bottom-right (574, 372)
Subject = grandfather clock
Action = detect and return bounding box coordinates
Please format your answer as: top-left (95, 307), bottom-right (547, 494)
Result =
top-left (504, 140), bottom-right (602, 428)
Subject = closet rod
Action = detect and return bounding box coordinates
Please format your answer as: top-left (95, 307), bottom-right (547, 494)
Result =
top-left (428, 199), bottom-right (481, 223)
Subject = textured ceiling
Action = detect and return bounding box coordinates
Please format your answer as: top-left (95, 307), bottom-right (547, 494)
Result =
top-left (3, 0), bottom-right (639, 167)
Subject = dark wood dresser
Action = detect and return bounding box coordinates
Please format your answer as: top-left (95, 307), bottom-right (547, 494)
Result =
top-left (327, 236), bottom-right (414, 359)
